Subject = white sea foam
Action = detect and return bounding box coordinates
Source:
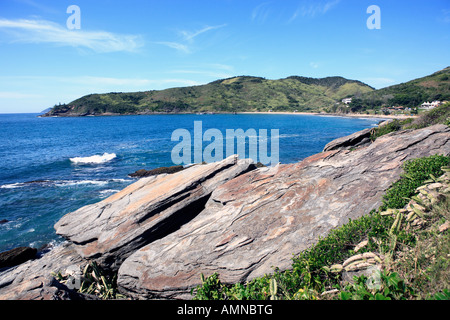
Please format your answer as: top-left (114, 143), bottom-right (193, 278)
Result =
top-left (55, 180), bottom-right (109, 187)
top-left (70, 153), bottom-right (117, 164)
top-left (0, 183), bottom-right (24, 189)
top-left (109, 178), bottom-right (132, 183)
top-left (99, 189), bottom-right (121, 198)
top-left (278, 134), bottom-right (301, 138)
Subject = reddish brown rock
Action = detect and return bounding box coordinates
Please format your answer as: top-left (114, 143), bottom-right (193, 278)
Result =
top-left (54, 155), bottom-right (255, 270)
top-left (117, 124), bottom-right (450, 299)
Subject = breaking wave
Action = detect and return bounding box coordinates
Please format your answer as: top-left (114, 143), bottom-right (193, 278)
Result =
top-left (70, 153), bottom-right (117, 164)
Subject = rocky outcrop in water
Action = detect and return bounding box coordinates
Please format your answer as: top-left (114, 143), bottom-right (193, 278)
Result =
top-left (0, 247), bottom-right (37, 269)
top-left (1, 124), bottom-right (449, 300)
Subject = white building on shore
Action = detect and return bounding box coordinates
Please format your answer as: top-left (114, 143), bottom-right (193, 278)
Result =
top-left (420, 101), bottom-right (442, 110)
top-left (342, 98), bottom-right (352, 105)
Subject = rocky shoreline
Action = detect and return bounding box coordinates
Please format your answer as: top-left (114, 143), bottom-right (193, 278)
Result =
top-left (0, 123), bottom-right (449, 300)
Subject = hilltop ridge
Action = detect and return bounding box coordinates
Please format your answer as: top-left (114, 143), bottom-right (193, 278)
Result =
top-left (42, 75), bottom-right (374, 116)
top-left (41, 67), bottom-right (450, 117)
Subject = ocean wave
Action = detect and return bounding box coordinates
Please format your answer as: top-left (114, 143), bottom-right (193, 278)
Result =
top-left (0, 182), bottom-right (24, 189)
top-left (55, 180), bottom-right (109, 187)
top-left (278, 134), bottom-right (301, 138)
top-left (0, 180), bottom-right (52, 189)
top-left (1, 178), bottom-right (128, 190)
top-left (109, 178), bottom-right (133, 183)
top-left (99, 189), bottom-right (121, 198)
top-left (70, 153), bottom-right (117, 164)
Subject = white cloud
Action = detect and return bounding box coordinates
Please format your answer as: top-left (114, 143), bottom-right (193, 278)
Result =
top-left (155, 41), bottom-right (191, 53)
top-left (440, 9), bottom-right (450, 23)
top-left (289, 0), bottom-right (340, 22)
top-left (0, 75), bottom-right (203, 94)
top-left (252, 2), bottom-right (272, 24)
top-left (16, 0), bottom-right (60, 14)
top-left (0, 91), bottom-right (43, 99)
top-left (0, 75), bottom-right (204, 112)
top-left (75, 76), bottom-right (202, 88)
top-left (208, 63), bottom-right (235, 71)
top-left (169, 69), bottom-right (234, 79)
top-left (362, 77), bottom-right (396, 89)
top-left (0, 18), bottom-right (143, 53)
top-left (156, 24), bottom-right (227, 53)
top-left (180, 24), bottom-right (227, 42)
top-left (310, 62), bottom-right (319, 69)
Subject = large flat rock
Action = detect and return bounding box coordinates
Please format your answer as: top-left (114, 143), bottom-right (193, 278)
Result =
top-left (55, 155), bottom-right (255, 270)
top-left (117, 124), bottom-right (450, 299)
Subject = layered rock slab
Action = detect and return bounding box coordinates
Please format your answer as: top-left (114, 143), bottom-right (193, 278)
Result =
top-left (322, 127), bottom-right (373, 151)
top-left (55, 155), bottom-right (255, 270)
top-left (0, 243), bottom-right (85, 300)
top-left (117, 124), bottom-right (450, 299)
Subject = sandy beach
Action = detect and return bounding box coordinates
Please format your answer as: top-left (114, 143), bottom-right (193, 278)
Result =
top-left (238, 111), bottom-right (417, 120)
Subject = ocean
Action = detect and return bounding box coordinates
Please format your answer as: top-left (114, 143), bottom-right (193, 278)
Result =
top-left (0, 113), bottom-right (384, 253)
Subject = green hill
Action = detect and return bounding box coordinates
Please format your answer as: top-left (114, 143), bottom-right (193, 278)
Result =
top-left (348, 67), bottom-right (450, 113)
top-left (42, 75), bottom-right (374, 116)
top-left (42, 67), bottom-right (450, 117)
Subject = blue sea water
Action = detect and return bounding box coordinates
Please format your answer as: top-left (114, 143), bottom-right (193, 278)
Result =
top-left (0, 113), bottom-right (384, 253)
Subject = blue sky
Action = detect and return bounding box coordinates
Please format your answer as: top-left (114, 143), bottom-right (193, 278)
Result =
top-left (0, 0), bottom-right (449, 113)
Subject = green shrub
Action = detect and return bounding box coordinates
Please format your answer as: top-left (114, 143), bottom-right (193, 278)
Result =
top-left (409, 103), bottom-right (450, 130)
top-left (370, 120), bottom-right (404, 141)
top-left (381, 155), bottom-right (449, 210)
top-left (338, 271), bottom-right (415, 300)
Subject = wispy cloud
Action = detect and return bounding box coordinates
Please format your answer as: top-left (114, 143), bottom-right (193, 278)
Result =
top-left (362, 77), bottom-right (396, 89)
top-left (252, 2), bottom-right (272, 24)
top-left (25, 75), bottom-right (201, 88)
top-left (155, 41), bottom-right (191, 53)
top-left (168, 69), bottom-right (234, 79)
top-left (180, 24), bottom-right (227, 42)
top-left (156, 24), bottom-right (227, 53)
top-left (77, 76), bottom-right (202, 88)
top-left (289, 0), bottom-right (340, 22)
top-left (15, 0), bottom-right (60, 14)
top-left (0, 91), bottom-right (43, 99)
top-left (0, 18), bottom-right (143, 53)
top-left (439, 9), bottom-right (450, 24)
top-left (207, 63), bottom-right (235, 72)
